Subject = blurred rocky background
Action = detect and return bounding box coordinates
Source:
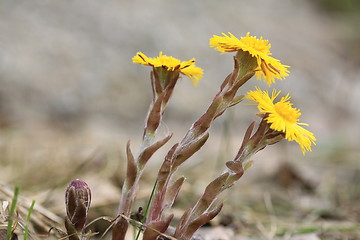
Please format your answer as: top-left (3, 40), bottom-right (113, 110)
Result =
top-left (0, 0), bottom-right (360, 239)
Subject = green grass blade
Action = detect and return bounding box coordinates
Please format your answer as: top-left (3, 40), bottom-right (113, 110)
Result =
top-left (24, 200), bottom-right (36, 240)
top-left (7, 186), bottom-right (20, 240)
top-left (135, 179), bottom-right (158, 240)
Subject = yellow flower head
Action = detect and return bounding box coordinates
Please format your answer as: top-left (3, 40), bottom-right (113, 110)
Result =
top-left (210, 32), bottom-right (290, 85)
top-left (246, 87), bottom-right (316, 154)
top-left (132, 52), bottom-right (203, 86)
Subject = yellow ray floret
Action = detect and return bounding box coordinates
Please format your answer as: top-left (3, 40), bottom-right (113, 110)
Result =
top-left (210, 32), bottom-right (290, 85)
top-left (246, 87), bottom-right (316, 154)
top-left (132, 52), bottom-right (203, 86)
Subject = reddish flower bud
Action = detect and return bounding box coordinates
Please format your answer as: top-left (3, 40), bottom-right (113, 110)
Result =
top-left (65, 179), bottom-right (91, 232)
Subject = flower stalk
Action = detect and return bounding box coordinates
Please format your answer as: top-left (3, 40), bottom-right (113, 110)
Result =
top-left (174, 119), bottom-right (285, 240)
top-left (112, 52), bottom-right (203, 240)
top-left (144, 51), bottom-right (259, 240)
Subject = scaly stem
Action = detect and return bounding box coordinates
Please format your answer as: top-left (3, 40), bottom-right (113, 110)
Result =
top-left (112, 69), bottom-right (178, 240)
top-left (147, 56), bottom-right (256, 231)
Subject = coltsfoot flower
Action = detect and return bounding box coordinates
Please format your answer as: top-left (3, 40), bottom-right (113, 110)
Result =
top-left (133, 52), bottom-right (203, 86)
top-left (246, 87), bottom-right (316, 154)
top-left (210, 32), bottom-right (289, 85)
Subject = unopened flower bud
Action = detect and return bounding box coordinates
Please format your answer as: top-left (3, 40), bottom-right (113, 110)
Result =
top-left (65, 179), bottom-right (91, 232)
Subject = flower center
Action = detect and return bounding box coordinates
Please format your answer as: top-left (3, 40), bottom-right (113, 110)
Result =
top-left (274, 102), bottom-right (300, 124)
top-left (240, 34), bottom-right (271, 55)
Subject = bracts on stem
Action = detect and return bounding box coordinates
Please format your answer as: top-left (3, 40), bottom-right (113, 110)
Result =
top-left (144, 52), bottom-right (258, 239)
top-left (112, 67), bottom-right (180, 240)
